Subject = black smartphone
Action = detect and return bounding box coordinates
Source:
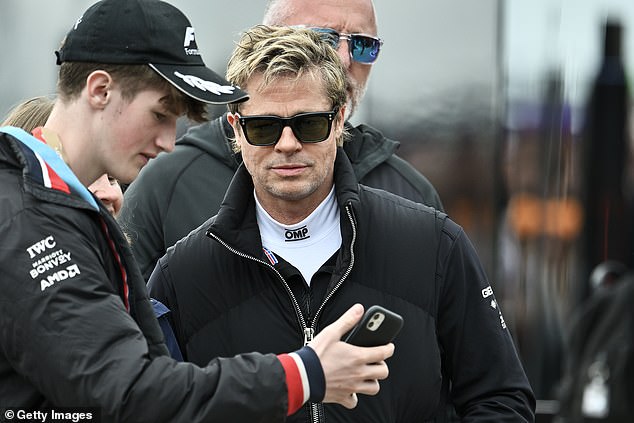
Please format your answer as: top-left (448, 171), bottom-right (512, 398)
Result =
top-left (344, 305), bottom-right (404, 347)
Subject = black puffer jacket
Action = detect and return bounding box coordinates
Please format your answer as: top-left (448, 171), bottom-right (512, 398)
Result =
top-left (149, 149), bottom-right (535, 423)
top-left (120, 115), bottom-right (443, 280)
top-left (0, 128), bottom-right (298, 422)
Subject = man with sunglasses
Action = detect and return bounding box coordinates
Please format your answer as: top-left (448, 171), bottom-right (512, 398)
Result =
top-left (148, 25), bottom-right (535, 422)
top-left (119, 0), bottom-right (444, 282)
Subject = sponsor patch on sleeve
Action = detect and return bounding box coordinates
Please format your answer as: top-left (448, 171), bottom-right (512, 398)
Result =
top-left (482, 284), bottom-right (507, 329)
top-left (26, 235), bottom-right (81, 291)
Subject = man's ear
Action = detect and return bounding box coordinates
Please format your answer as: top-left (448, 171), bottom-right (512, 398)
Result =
top-left (226, 112), bottom-right (237, 128)
top-left (226, 113), bottom-right (242, 136)
top-left (225, 112), bottom-right (243, 152)
top-left (335, 105), bottom-right (347, 134)
top-left (338, 105), bottom-right (346, 122)
top-left (85, 70), bottom-right (113, 109)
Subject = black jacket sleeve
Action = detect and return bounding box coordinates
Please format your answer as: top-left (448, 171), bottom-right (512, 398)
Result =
top-left (0, 205), bottom-right (288, 422)
top-left (436, 220), bottom-right (535, 422)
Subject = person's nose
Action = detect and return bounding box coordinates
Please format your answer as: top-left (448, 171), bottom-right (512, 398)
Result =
top-left (156, 127), bottom-right (176, 153)
top-left (274, 125), bottom-right (302, 152)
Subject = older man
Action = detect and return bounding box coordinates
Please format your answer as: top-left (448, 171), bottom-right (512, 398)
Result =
top-left (149, 25), bottom-right (535, 422)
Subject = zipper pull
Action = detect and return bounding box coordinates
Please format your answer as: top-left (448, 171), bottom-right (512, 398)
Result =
top-left (303, 327), bottom-right (314, 345)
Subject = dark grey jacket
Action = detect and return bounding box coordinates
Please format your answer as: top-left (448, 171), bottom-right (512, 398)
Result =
top-left (0, 128), bottom-right (298, 422)
top-left (149, 149), bottom-right (535, 423)
top-left (119, 115), bottom-right (443, 280)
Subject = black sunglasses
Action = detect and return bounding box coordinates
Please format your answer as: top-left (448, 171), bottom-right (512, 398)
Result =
top-left (309, 27), bottom-right (383, 64)
top-left (237, 109), bottom-right (338, 146)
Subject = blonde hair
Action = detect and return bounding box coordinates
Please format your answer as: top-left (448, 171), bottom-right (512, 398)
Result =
top-left (226, 25), bottom-right (348, 149)
top-left (2, 96), bottom-right (55, 132)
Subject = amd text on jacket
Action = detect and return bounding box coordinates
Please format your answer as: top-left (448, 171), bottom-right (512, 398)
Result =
top-left (26, 235), bottom-right (81, 292)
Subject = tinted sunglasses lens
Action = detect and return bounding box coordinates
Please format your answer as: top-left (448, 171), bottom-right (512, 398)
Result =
top-left (244, 119), bottom-right (281, 145)
top-left (311, 28), bottom-right (340, 48)
top-left (350, 35), bottom-right (381, 63)
top-left (293, 115), bottom-right (331, 142)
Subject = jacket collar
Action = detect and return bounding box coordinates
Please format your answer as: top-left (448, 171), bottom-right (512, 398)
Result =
top-left (207, 148), bottom-right (361, 255)
top-left (1, 127), bottom-right (99, 211)
top-left (343, 122), bottom-right (399, 181)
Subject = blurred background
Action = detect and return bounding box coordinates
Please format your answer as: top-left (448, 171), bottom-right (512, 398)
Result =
top-left (2, 0), bottom-right (633, 419)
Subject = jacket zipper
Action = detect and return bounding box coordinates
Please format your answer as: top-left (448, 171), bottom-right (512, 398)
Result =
top-left (207, 203), bottom-right (357, 423)
top-left (309, 204), bottom-right (356, 423)
top-left (309, 205), bottom-right (357, 334)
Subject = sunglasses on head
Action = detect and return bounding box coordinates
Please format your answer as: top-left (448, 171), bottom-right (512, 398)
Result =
top-left (237, 109), bottom-right (338, 146)
top-left (309, 27), bottom-right (383, 64)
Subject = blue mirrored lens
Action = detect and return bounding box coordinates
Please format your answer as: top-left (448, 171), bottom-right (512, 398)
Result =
top-left (350, 35), bottom-right (381, 63)
top-left (307, 28), bottom-right (381, 64)
top-left (311, 28), bottom-right (340, 48)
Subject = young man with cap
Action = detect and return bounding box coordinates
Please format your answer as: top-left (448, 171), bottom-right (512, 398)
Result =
top-left (148, 25), bottom-right (535, 422)
top-left (119, 0), bottom-right (444, 282)
top-left (0, 0), bottom-right (394, 421)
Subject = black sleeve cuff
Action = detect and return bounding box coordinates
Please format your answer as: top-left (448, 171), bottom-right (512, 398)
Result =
top-left (295, 345), bottom-right (326, 402)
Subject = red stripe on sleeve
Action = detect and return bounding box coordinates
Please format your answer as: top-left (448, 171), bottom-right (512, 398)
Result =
top-left (277, 353), bottom-right (305, 415)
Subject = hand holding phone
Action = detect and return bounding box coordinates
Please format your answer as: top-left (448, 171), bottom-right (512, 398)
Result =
top-left (344, 305), bottom-right (403, 347)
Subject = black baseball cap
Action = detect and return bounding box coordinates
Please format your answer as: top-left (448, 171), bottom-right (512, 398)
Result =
top-left (55, 0), bottom-right (248, 105)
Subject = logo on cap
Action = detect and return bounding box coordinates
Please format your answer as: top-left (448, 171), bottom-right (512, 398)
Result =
top-left (183, 26), bottom-right (200, 56)
top-left (173, 71), bottom-right (237, 95)
top-left (184, 27), bottom-right (195, 47)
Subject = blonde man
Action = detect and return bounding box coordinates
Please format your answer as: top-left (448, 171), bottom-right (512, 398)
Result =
top-left (149, 25), bottom-right (535, 422)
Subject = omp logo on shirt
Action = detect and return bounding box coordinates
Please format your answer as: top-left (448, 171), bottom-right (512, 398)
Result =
top-left (285, 226), bottom-right (310, 242)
